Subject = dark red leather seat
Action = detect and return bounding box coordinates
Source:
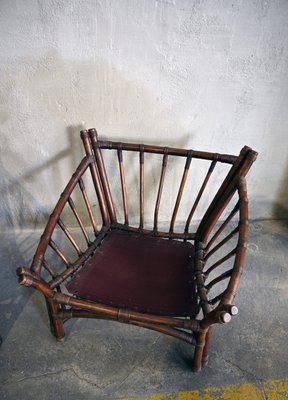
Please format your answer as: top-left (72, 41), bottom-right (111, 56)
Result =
top-left (67, 229), bottom-right (197, 317)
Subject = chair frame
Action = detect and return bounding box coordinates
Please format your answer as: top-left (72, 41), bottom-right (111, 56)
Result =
top-left (17, 129), bottom-right (257, 371)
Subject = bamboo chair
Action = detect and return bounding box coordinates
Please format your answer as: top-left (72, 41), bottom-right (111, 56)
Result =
top-left (17, 129), bottom-right (257, 371)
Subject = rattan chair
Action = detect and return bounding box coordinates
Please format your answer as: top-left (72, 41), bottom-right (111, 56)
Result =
top-left (17, 129), bottom-right (257, 371)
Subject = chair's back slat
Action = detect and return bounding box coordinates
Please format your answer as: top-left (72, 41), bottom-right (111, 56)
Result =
top-left (89, 128), bottom-right (117, 224)
top-left (43, 259), bottom-right (57, 278)
top-left (154, 152), bottom-right (168, 232)
top-left (205, 268), bottom-right (233, 291)
top-left (49, 239), bottom-right (70, 267)
top-left (57, 218), bottom-right (82, 256)
top-left (117, 147), bottom-right (129, 225)
top-left (51, 168), bottom-right (105, 269)
top-left (78, 177), bottom-right (98, 235)
top-left (185, 160), bottom-right (217, 233)
top-left (205, 202), bottom-right (239, 251)
top-left (80, 130), bottom-right (110, 226)
top-left (139, 146), bottom-right (144, 229)
top-left (204, 226), bottom-right (239, 261)
top-left (68, 197), bottom-right (91, 245)
top-left (205, 248), bottom-right (237, 276)
top-left (169, 153), bottom-right (192, 233)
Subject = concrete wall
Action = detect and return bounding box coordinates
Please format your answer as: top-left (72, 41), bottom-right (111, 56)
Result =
top-left (1, 0), bottom-right (288, 230)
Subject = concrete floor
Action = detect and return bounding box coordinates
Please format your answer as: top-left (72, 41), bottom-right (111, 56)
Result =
top-left (0, 220), bottom-right (287, 399)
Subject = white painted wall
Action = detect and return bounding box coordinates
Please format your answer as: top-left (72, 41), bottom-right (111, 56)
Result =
top-left (1, 0), bottom-right (288, 230)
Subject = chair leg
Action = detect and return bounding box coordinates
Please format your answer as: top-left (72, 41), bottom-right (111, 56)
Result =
top-left (192, 332), bottom-right (205, 372)
top-left (202, 327), bottom-right (212, 366)
top-left (46, 299), bottom-right (65, 342)
top-left (45, 298), bottom-right (55, 335)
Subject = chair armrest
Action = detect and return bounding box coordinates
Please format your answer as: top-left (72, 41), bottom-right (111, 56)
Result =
top-left (30, 156), bottom-right (93, 275)
top-left (194, 177), bottom-right (250, 316)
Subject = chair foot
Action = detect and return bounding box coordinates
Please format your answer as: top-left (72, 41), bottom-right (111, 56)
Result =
top-left (56, 335), bottom-right (65, 343)
top-left (192, 365), bottom-right (202, 373)
top-left (193, 354), bottom-right (208, 371)
top-left (202, 354), bottom-right (209, 366)
top-left (51, 326), bottom-right (65, 342)
top-left (193, 344), bottom-right (204, 372)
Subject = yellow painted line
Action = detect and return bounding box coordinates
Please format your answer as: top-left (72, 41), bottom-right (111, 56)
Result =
top-left (114, 377), bottom-right (288, 400)
top-left (263, 378), bottom-right (288, 400)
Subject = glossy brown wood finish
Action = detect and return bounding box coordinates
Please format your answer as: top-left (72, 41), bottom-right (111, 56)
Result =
top-left (169, 152), bottom-right (192, 233)
top-left (117, 147), bottom-right (129, 225)
top-left (17, 130), bottom-right (257, 372)
top-left (80, 129), bottom-right (110, 226)
top-left (78, 177), bottom-right (98, 235)
top-left (88, 128), bottom-right (117, 224)
top-left (139, 146), bottom-right (145, 229)
top-left (154, 152), bottom-right (168, 232)
top-left (68, 196), bottom-right (91, 245)
top-left (185, 159), bottom-right (216, 233)
top-left (57, 218), bottom-right (82, 256)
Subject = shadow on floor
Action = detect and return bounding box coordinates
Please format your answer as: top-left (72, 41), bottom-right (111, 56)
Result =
top-left (272, 157), bottom-right (288, 228)
top-left (0, 125), bottom-right (84, 342)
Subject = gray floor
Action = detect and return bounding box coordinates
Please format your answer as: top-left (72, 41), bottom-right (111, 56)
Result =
top-left (0, 220), bottom-right (288, 399)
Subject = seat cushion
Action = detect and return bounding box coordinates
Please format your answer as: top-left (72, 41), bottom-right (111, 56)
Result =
top-left (66, 229), bottom-right (197, 316)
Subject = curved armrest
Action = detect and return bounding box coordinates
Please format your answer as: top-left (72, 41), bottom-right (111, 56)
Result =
top-left (30, 156), bottom-right (93, 274)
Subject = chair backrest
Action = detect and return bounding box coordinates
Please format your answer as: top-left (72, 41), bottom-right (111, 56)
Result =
top-left (85, 128), bottom-right (241, 239)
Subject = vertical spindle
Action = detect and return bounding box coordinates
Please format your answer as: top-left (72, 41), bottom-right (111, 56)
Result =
top-left (80, 130), bottom-right (109, 226)
top-left (154, 151), bottom-right (168, 232)
top-left (169, 151), bottom-right (192, 233)
top-left (88, 128), bottom-right (117, 224)
top-left (78, 177), bottom-right (98, 235)
top-left (139, 145), bottom-right (144, 229)
top-left (117, 146), bottom-right (129, 225)
top-left (68, 197), bottom-right (91, 245)
top-left (185, 160), bottom-right (217, 233)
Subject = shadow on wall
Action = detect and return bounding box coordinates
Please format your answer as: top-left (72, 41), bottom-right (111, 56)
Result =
top-left (1, 52), bottom-right (193, 231)
top-left (0, 53), bottom-right (194, 340)
top-left (272, 157), bottom-right (288, 227)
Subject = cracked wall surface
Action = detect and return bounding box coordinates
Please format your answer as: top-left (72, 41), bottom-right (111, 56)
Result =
top-left (0, 0), bottom-right (288, 230)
